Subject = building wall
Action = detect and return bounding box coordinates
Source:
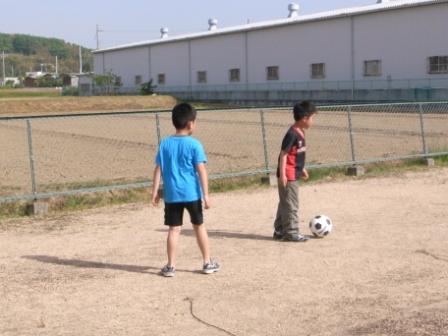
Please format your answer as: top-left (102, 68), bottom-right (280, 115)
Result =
top-left (247, 17), bottom-right (351, 83)
top-left (98, 47), bottom-right (150, 87)
top-left (150, 41), bottom-right (190, 87)
top-left (190, 34), bottom-right (246, 85)
top-left (93, 2), bottom-right (448, 90)
top-left (93, 53), bottom-right (104, 75)
top-left (353, 3), bottom-right (448, 80)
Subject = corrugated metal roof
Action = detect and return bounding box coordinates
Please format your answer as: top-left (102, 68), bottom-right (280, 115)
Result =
top-left (93, 0), bottom-right (447, 53)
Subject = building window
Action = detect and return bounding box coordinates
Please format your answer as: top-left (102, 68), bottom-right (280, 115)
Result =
top-left (158, 73), bottom-right (166, 85)
top-left (266, 66), bottom-right (279, 81)
top-left (363, 60), bottom-right (382, 77)
top-left (134, 75), bottom-right (142, 85)
top-left (229, 68), bottom-right (240, 82)
top-left (311, 63), bottom-right (326, 79)
top-left (428, 56), bottom-right (448, 74)
top-left (197, 71), bottom-right (207, 83)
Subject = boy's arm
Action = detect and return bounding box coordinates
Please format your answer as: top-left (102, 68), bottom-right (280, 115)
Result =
top-left (301, 168), bottom-right (309, 181)
top-left (151, 165), bottom-right (161, 206)
top-left (278, 150), bottom-right (288, 187)
top-left (196, 163), bottom-right (210, 209)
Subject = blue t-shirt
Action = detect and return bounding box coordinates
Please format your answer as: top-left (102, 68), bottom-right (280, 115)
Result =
top-left (155, 135), bottom-right (207, 203)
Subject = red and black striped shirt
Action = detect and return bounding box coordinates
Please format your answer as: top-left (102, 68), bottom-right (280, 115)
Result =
top-left (276, 126), bottom-right (306, 181)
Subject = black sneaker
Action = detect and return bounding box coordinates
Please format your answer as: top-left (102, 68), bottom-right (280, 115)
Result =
top-left (160, 265), bottom-right (175, 277)
top-left (282, 234), bottom-right (309, 242)
top-left (273, 231), bottom-right (284, 240)
top-left (202, 260), bottom-right (220, 274)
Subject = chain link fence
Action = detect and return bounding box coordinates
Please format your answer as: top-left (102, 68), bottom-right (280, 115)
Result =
top-left (1, 102), bottom-right (448, 203)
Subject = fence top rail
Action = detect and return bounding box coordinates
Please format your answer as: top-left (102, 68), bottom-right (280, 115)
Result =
top-left (0, 105), bottom-right (272, 121)
top-left (0, 101), bottom-right (447, 121)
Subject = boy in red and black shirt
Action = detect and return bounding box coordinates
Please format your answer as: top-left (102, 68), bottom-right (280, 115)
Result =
top-left (274, 101), bottom-right (317, 242)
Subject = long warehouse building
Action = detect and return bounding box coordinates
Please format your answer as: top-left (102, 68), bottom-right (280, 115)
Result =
top-left (92, 0), bottom-right (448, 102)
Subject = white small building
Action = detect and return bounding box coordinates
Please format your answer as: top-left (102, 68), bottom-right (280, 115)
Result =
top-left (93, 0), bottom-right (448, 102)
top-left (0, 77), bottom-right (21, 86)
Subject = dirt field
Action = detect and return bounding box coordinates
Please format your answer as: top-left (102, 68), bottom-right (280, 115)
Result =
top-left (0, 95), bottom-right (176, 116)
top-left (1, 108), bottom-right (447, 197)
top-left (1, 168), bottom-right (447, 336)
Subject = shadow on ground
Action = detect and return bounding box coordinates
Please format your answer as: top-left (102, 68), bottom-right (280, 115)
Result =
top-left (21, 255), bottom-right (199, 276)
top-left (156, 229), bottom-right (317, 241)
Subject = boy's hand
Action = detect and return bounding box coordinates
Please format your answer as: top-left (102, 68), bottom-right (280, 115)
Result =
top-left (151, 193), bottom-right (160, 206)
top-left (203, 195), bottom-right (211, 209)
top-left (280, 175), bottom-right (288, 188)
top-left (301, 168), bottom-right (309, 181)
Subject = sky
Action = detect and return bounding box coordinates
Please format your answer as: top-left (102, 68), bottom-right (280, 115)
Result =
top-left (1, 0), bottom-right (374, 49)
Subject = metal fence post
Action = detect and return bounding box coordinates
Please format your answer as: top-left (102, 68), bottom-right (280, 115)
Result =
top-left (418, 103), bottom-right (428, 155)
top-left (347, 106), bottom-right (357, 163)
top-left (259, 109), bottom-right (270, 173)
top-left (155, 112), bottom-right (161, 145)
top-left (26, 119), bottom-right (37, 196)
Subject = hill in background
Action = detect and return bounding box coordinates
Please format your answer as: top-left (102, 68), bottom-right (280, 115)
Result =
top-left (0, 33), bottom-right (93, 77)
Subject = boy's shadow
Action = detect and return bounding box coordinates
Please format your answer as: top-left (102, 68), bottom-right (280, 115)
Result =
top-left (157, 229), bottom-right (316, 241)
top-left (21, 255), bottom-right (199, 276)
top-left (157, 228), bottom-right (274, 241)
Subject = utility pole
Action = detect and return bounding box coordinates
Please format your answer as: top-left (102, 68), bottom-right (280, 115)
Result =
top-left (96, 24), bottom-right (100, 49)
top-left (55, 56), bottom-right (58, 75)
top-left (79, 46), bottom-right (83, 74)
top-left (2, 51), bottom-right (5, 86)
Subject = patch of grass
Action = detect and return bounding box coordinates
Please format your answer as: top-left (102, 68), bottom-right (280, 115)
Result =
top-left (49, 188), bottom-right (150, 213)
top-left (0, 201), bottom-right (30, 220)
top-left (210, 175), bottom-right (268, 193)
top-left (306, 166), bottom-right (348, 183)
top-left (38, 178), bottom-right (150, 192)
top-left (179, 100), bottom-right (236, 110)
top-left (434, 154), bottom-right (448, 165)
top-left (0, 88), bottom-right (61, 99)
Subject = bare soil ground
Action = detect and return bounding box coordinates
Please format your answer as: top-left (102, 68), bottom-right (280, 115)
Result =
top-left (0, 95), bottom-right (176, 116)
top-left (1, 168), bottom-right (447, 336)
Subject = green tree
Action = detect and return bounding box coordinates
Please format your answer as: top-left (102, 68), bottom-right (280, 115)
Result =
top-left (46, 38), bottom-right (70, 59)
top-left (37, 76), bottom-right (62, 88)
top-left (0, 33), bottom-right (93, 77)
top-left (0, 33), bottom-right (13, 52)
top-left (140, 79), bottom-right (157, 95)
top-left (12, 35), bottom-right (37, 55)
top-left (92, 71), bottom-right (122, 94)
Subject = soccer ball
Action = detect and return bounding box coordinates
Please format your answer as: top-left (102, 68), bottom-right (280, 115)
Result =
top-left (309, 215), bottom-right (333, 238)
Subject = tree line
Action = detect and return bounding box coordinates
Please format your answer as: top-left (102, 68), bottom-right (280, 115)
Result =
top-left (0, 33), bottom-right (92, 76)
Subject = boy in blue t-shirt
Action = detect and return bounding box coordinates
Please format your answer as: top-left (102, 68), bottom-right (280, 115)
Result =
top-left (151, 103), bottom-right (220, 277)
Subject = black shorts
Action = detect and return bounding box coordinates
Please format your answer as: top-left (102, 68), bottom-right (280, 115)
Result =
top-left (164, 200), bottom-right (203, 226)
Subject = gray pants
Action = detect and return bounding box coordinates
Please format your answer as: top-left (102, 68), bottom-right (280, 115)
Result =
top-left (273, 180), bottom-right (299, 236)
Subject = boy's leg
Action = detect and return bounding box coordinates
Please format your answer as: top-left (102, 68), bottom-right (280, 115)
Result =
top-left (163, 202), bottom-right (184, 273)
top-left (167, 226), bottom-right (181, 267)
top-left (284, 181), bottom-right (299, 236)
top-left (185, 200), bottom-right (210, 263)
top-left (187, 200), bottom-right (220, 273)
top-left (193, 225), bottom-right (220, 274)
top-left (192, 224), bottom-right (210, 263)
top-left (273, 181), bottom-right (287, 237)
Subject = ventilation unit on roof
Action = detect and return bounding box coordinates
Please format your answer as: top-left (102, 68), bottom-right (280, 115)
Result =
top-left (160, 27), bottom-right (169, 39)
top-left (208, 18), bottom-right (218, 31)
top-left (288, 3), bottom-right (300, 18)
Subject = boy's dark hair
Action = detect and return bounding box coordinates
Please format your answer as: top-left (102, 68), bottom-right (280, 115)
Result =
top-left (172, 103), bottom-right (197, 129)
top-left (293, 101), bottom-right (317, 121)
